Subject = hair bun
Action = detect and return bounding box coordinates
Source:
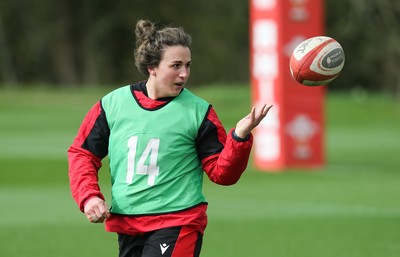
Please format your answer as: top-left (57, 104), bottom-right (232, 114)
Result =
top-left (135, 20), bottom-right (156, 47)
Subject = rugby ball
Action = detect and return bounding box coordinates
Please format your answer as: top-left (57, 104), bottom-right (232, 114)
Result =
top-left (289, 36), bottom-right (345, 86)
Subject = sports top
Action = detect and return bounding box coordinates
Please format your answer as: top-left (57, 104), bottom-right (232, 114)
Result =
top-left (101, 86), bottom-right (209, 215)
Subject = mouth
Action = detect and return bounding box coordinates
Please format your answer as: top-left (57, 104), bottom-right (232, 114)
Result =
top-left (174, 82), bottom-right (185, 87)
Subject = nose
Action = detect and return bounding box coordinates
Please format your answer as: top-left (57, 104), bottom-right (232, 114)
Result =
top-left (179, 67), bottom-right (190, 79)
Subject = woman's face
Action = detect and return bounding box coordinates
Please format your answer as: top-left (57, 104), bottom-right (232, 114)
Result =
top-left (148, 45), bottom-right (191, 99)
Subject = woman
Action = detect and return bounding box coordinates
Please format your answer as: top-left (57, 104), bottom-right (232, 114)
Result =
top-left (68, 19), bottom-right (272, 257)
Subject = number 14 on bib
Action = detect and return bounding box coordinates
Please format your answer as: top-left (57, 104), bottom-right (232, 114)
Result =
top-left (126, 136), bottom-right (160, 186)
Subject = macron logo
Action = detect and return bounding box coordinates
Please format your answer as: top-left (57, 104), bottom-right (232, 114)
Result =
top-left (160, 243), bottom-right (170, 255)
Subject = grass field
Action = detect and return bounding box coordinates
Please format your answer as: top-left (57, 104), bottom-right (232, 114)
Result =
top-left (0, 85), bottom-right (399, 257)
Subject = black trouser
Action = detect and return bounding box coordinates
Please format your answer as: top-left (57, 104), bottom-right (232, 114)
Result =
top-left (118, 226), bottom-right (203, 257)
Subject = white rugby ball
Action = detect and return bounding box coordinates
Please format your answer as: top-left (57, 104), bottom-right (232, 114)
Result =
top-left (289, 36), bottom-right (345, 86)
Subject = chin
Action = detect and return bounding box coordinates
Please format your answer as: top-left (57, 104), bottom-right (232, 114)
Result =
top-left (171, 87), bottom-right (183, 96)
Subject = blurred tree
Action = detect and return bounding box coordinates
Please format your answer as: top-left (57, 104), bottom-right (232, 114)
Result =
top-left (0, 0), bottom-right (250, 86)
top-left (326, 0), bottom-right (400, 97)
top-left (0, 12), bottom-right (17, 84)
top-left (1, 0), bottom-right (400, 97)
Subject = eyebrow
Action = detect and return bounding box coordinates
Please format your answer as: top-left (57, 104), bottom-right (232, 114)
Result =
top-left (171, 60), bottom-right (192, 64)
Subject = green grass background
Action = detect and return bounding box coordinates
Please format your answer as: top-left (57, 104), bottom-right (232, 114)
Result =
top-left (0, 85), bottom-right (399, 257)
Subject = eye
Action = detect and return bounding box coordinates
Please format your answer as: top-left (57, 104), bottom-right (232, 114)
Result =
top-left (172, 64), bottom-right (181, 69)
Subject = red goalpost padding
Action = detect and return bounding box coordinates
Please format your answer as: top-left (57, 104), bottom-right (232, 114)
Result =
top-left (249, 0), bottom-right (325, 171)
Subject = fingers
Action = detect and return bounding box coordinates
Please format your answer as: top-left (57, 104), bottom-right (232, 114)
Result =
top-left (252, 104), bottom-right (273, 125)
top-left (86, 205), bottom-right (109, 223)
top-left (234, 104), bottom-right (273, 138)
top-left (250, 106), bottom-right (256, 122)
top-left (84, 197), bottom-right (110, 223)
top-left (259, 104), bottom-right (272, 115)
top-left (87, 214), bottom-right (101, 223)
top-left (263, 104), bottom-right (273, 115)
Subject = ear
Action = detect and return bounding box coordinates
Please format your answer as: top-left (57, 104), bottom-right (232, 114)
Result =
top-left (147, 66), bottom-right (156, 76)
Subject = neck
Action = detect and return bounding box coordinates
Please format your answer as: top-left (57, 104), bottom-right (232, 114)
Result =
top-left (145, 78), bottom-right (160, 100)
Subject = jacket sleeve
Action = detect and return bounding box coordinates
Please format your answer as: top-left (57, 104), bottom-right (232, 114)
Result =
top-left (67, 101), bottom-right (110, 212)
top-left (197, 107), bottom-right (253, 186)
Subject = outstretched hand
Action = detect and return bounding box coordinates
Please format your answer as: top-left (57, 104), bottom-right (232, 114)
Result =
top-left (234, 104), bottom-right (273, 139)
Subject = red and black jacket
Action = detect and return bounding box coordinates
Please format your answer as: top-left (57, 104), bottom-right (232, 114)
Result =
top-left (68, 81), bottom-right (253, 235)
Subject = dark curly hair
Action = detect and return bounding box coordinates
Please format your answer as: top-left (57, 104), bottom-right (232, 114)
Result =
top-left (134, 20), bottom-right (192, 76)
